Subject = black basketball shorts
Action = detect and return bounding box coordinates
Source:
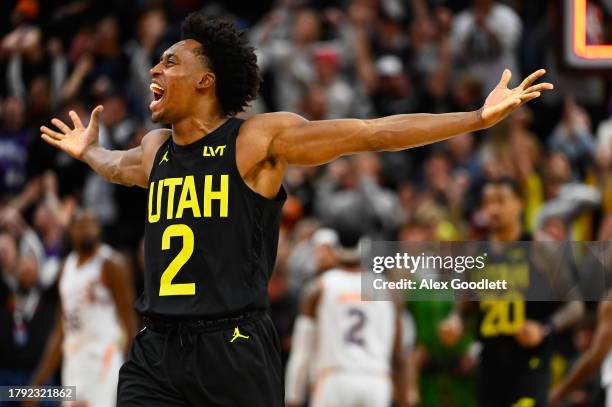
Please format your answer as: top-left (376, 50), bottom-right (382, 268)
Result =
top-left (117, 311), bottom-right (284, 406)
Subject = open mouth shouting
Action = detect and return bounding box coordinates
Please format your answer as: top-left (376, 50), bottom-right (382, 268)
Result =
top-left (149, 82), bottom-right (165, 111)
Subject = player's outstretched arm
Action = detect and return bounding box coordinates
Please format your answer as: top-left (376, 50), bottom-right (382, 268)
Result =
top-left (40, 106), bottom-right (167, 188)
top-left (266, 69), bottom-right (552, 166)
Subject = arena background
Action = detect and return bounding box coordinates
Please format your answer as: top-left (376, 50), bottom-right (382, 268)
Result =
top-left (0, 0), bottom-right (611, 406)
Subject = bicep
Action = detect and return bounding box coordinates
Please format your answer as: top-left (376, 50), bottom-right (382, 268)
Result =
top-left (270, 115), bottom-right (377, 166)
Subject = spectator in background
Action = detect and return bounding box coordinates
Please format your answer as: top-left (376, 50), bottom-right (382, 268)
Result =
top-left (125, 7), bottom-right (169, 123)
top-left (0, 231), bottom-right (59, 400)
top-left (254, 8), bottom-right (325, 112)
top-left (373, 55), bottom-right (416, 116)
top-left (0, 97), bottom-right (32, 199)
top-left (311, 47), bottom-right (358, 119)
top-left (315, 154), bottom-right (404, 240)
top-left (550, 97), bottom-right (597, 179)
top-left (451, 0), bottom-right (522, 92)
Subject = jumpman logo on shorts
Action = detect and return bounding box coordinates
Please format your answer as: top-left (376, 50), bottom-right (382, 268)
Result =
top-left (159, 150), bottom-right (169, 165)
top-left (230, 327), bottom-right (250, 343)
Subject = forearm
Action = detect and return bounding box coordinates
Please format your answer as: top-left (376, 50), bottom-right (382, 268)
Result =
top-left (556, 344), bottom-right (607, 397)
top-left (368, 110), bottom-right (483, 151)
top-left (550, 301), bottom-right (584, 333)
top-left (82, 145), bottom-right (137, 186)
top-left (285, 316), bottom-right (316, 405)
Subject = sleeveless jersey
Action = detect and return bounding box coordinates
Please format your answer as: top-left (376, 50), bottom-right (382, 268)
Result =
top-left (135, 118), bottom-right (286, 317)
top-left (470, 241), bottom-right (563, 363)
top-left (59, 245), bottom-right (121, 356)
top-left (313, 268), bottom-right (396, 377)
top-left (603, 350), bottom-right (612, 387)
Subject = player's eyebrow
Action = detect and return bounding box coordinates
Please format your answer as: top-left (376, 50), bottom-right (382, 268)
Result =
top-left (160, 52), bottom-right (178, 63)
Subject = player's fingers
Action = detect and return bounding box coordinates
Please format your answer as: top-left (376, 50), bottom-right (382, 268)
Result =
top-left (40, 125), bottom-right (65, 140)
top-left (89, 105), bottom-right (104, 130)
top-left (41, 134), bottom-right (63, 148)
top-left (51, 118), bottom-right (71, 134)
top-left (519, 69), bottom-right (546, 90)
top-left (524, 82), bottom-right (554, 93)
top-left (519, 92), bottom-right (541, 103)
top-left (69, 110), bottom-right (84, 129)
top-left (497, 69), bottom-right (512, 88)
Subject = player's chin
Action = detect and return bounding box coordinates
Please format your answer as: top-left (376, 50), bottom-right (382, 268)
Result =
top-left (150, 110), bottom-right (164, 124)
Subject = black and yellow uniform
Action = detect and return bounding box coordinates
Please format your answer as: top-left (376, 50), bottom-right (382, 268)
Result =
top-left (471, 241), bottom-right (568, 407)
top-left (118, 118), bottom-right (286, 406)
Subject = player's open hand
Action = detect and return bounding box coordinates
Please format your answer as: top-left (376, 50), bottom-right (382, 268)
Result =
top-left (480, 69), bottom-right (553, 128)
top-left (40, 105), bottom-right (103, 160)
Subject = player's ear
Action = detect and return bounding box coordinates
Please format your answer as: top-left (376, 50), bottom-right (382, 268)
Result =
top-left (197, 72), bottom-right (215, 90)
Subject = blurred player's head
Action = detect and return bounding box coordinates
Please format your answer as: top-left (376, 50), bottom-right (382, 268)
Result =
top-left (69, 210), bottom-right (101, 255)
top-left (332, 225), bottom-right (363, 269)
top-left (481, 178), bottom-right (522, 234)
top-left (312, 228), bottom-right (339, 273)
top-left (148, 13), bottom-right (260, 123)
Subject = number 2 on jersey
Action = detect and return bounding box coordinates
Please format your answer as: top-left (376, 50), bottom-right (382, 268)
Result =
top-left (159, 224), bottom-right (196, 296)
top-left (345, 308), bottom-right (367, 346)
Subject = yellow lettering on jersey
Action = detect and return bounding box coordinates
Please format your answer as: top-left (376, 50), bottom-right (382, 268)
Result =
top-left (175, 175), bottom-right (201, 219)
top-left (203, 145), bottom-right (226, 157)
top-left (203, 174), bottom-right (228, 217)
top-left (164, 177), bottom-right (183, 220)
top-left (148, 180), bottom-right (162, 223)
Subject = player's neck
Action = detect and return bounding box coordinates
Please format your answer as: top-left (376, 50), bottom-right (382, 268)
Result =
top-left (342, 263), bottom-right (362, 273)
top-left (172, 104), bottom-right (227, 145)
top-left (75, 245), bottom-right (99, 266)
top-left (489, 222), bottom-right (522, 242)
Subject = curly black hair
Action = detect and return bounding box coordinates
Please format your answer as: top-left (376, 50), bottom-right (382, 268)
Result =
top-left (181, 13), bottom-right (260, 116)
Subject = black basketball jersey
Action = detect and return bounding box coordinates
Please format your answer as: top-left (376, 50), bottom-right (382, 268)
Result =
top-left (471, 240), bottom-right (562, 362)
top-left (135, 118), bottom-right (286, 318)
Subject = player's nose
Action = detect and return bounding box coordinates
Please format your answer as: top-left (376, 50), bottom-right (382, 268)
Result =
top-left (150, 62), bottom-right (162, 76)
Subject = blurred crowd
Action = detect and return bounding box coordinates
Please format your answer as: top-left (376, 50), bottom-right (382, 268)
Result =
top-left (0, 0), bottom-right (611, 406)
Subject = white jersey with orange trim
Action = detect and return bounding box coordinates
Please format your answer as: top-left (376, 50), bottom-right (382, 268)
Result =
top-left (310, 268), bottom-right (396, 407)
top-left (59, 244), bottom-right (123, 407)
top-left (603, 350), bottom-right (612, 407)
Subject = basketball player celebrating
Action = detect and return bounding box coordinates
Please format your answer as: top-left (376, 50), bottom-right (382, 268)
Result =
top-left (39, 13), bottom-right (553, 406)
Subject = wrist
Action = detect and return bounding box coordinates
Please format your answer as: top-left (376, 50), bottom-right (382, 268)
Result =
top-left (542, 321), bottom-right (555, 339)
top-left (81, 143), bottom-right (99, 162)
top-left (473, 108), bottom-right (486, 130)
